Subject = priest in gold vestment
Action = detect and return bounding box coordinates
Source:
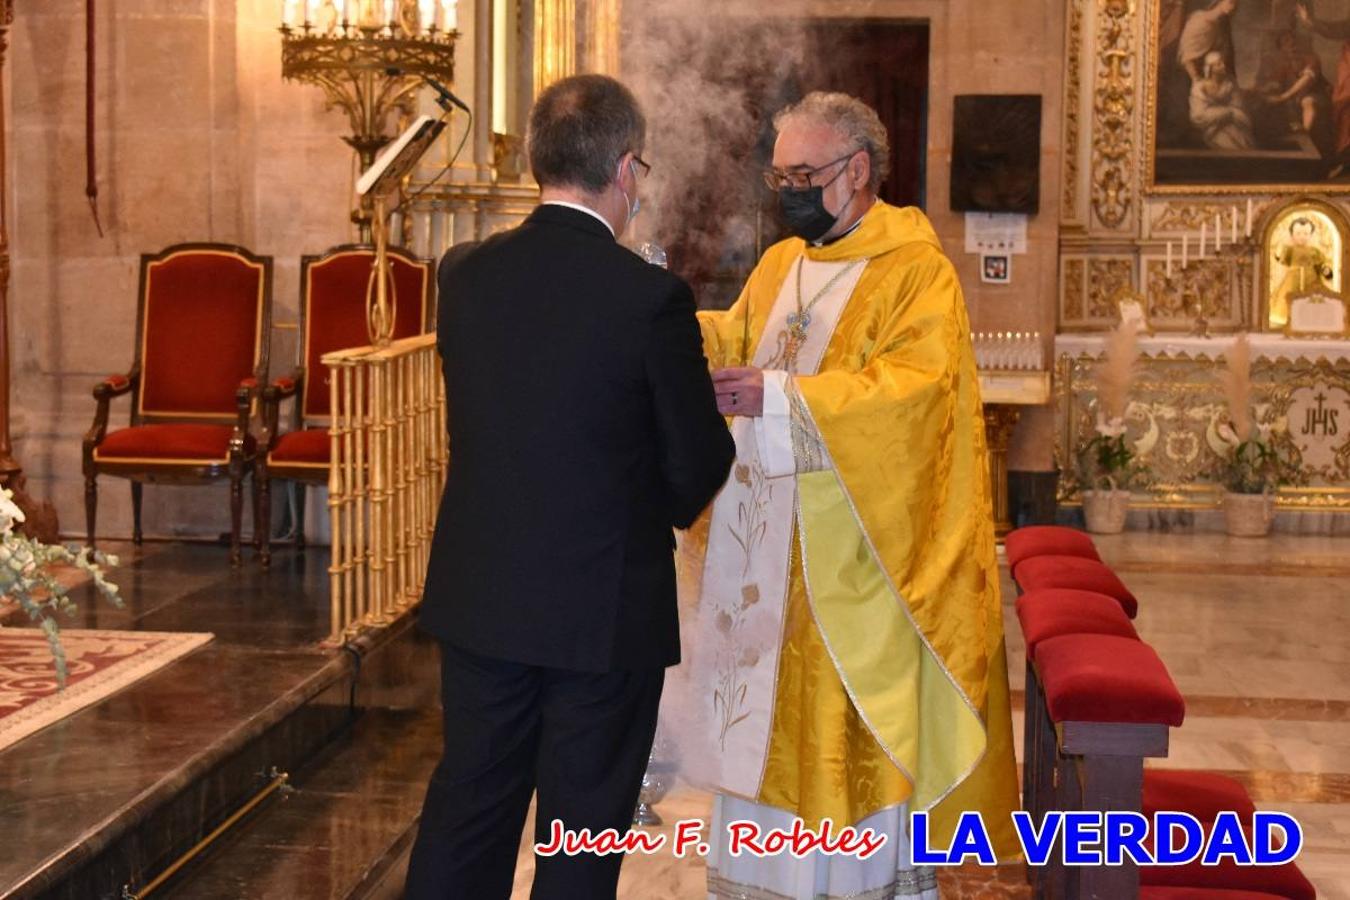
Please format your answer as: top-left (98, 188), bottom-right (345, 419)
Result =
top-left (669, 92), bottom-right (1020, 900)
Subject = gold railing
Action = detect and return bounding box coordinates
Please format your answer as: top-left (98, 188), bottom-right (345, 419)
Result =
top-left (323, 333), bottom-right (447, 643)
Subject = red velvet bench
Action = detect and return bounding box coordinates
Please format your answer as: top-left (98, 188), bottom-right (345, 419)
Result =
top-left (1034, 633), bottom-right (1186, 900)
top-left (1014, 554), bottom-right (1140, 618)
top-left (1141, 827), bottom-right (1317, 900)
top-left (1017, 589), bottom-right (1142, 825)
top-left (1140, 771), bottom-right (1315, 900)
top-left (1143, 770), bottom-right (1257, 822)
top-left (1005, 525), bottom-right (1101, 578)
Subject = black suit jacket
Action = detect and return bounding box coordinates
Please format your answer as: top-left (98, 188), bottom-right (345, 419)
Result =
top-left (420, 205), bottom-right (735, 672)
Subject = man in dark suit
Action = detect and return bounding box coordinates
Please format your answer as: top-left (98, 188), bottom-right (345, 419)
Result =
top-left (406, 74), bottom-right (735, 900)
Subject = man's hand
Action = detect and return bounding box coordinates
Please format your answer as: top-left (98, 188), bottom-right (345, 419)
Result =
top-left (712, 367), bottom-right (765, 417)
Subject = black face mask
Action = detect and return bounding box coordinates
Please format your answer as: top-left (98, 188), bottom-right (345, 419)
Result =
top-left (778, 186), bottom-right (840, 242)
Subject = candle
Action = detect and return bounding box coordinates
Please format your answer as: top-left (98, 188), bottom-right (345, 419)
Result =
top-left (385, 0), bottom-right (395, 27)
top-left (442, 0), bottom-right (457, 30)
top-left (343, 0), bottom-right (353, 25)
top-left (419, 0), bottom-right (434, 31)
top-left (1182, 233), bottom-right (1189, 268)
top-left (1231, 207), bottom-right (1238, 244)
top-left (303, 0), bottom-right (314, 25)
top-left (1246, 198), bottom-right (1253, 237)
top-left (283, 0), bottom-right (298, 26)
top-left (1166, 241), bottom-right (1173, 280)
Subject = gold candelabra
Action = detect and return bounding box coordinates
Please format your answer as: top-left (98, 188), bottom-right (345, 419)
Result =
top-left (1159, 208), bottom-right (1259, 337)
top-left (280, 0), bottom-right (458, 240)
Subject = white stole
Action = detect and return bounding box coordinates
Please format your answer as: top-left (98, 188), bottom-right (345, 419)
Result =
top-left (687, 254), bottom-right (867, 799)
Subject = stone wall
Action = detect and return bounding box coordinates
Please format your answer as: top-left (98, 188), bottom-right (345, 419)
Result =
top-left (9, 0), bottom-right (356, 541)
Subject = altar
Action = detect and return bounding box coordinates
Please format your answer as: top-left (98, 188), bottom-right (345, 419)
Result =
top-left (1055, 333), bottom-right (1350, 512)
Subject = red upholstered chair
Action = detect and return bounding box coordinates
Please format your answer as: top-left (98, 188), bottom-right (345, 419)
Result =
top-left (83, 244), bottom-right (272, 566)
top-left (257, 245), bottom-right (433, 567)
top-left (1013, 554), bottom-right (1140, 618)
top-left (1005, 525), bottom-right (1101, 576)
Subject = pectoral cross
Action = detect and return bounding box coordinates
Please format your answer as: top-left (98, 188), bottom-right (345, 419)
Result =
top-left (782, 312), bottom-right (810, 372)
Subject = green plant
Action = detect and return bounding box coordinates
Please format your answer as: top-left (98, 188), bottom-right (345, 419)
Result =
top-left (1, 487), bottom-right (121, 684)
top-left (1215, 430), bottom-right (1302, 495)
top-left (1074, 421), bottom-right (1150, 492)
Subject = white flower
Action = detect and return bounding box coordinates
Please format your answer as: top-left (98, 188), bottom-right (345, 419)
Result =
top-left (1095, 416), bottom-right (1127, 439)
top-left (0, 487), bottom-right (25, 535)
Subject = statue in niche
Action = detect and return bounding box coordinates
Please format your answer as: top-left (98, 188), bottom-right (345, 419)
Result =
top-left (1263, 200), bottom-right (1346, 329)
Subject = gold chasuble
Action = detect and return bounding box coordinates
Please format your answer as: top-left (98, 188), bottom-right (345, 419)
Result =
top-left (689, 202), bottom-right (1021, 861)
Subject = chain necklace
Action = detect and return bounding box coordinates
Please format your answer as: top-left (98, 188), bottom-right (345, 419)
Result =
top-left (782, 256), bottom-right (865, 371)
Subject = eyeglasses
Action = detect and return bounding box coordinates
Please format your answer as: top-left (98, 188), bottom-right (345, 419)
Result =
top-left (762, 151), bottom-right (858, 192)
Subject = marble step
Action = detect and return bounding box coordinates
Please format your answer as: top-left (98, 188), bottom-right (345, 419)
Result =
top-left (153, 705), bottom-right (440, 900)
top-left (4, 612), bottom-right (437, 900)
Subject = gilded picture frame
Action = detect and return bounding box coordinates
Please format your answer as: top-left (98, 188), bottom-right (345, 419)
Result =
top-left (1260, 196), bottom-right (1350, 329)
top-left (1145, 0), bottom-right (1350, 194)
top-left (1112, 285), bottom-right (1155, 334)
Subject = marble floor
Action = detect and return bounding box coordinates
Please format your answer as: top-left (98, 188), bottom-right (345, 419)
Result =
top-left (503, 533), bottom-right (1350, 899)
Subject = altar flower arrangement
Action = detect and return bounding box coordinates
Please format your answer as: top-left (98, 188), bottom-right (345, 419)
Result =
top-left (1074, 322), bottom-right (1149, 533)
top-left (1214, 337), bottom-right (1301, 536)
top-left (0, 487), bottom-right (121, 684)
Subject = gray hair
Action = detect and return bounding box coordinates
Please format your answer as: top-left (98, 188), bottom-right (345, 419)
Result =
top-left (773, 92), bottom-right (891, 194)
top-left (527, 74), bottom-right (646, 194)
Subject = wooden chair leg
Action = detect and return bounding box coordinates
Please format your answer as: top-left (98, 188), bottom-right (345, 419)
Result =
top-left (229, 467), bottom-right (244, 568)
top-left (131, 481), bottom-right (144, 545)
top-left (257, 464), bottom-right (272, 569)
top-left (295, 482), bottom-right (307, 551)
top-left (84, 473), bottom-right (98, 551)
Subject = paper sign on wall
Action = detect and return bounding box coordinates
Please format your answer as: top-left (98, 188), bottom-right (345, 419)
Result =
top-left (964, 212), bottom-right (1028, 255)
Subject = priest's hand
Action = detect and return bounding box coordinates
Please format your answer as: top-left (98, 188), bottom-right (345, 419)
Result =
top-left (712, 367), bottom-right (764, 417)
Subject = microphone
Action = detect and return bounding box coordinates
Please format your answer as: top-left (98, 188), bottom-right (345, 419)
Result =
top-left (386, 66), bottom-right (471, 114)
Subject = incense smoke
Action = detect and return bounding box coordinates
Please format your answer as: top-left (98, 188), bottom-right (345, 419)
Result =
top-left (621, 1), bottom-right (810, 306)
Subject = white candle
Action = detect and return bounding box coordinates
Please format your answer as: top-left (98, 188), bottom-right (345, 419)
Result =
top-left (1246, 198), bottom-right (1254, 237)
top-left (1166, 242), bottom-right (1173, 280)
top-left (1182, 233), bottom-right (1189, 267)
top-left (343, 0), bottom-right (354, 24)
top-left (419, 0), bottom-right (434, 31)
top-left (442, 0), bottom-right (457, 30)
top-left (283, 0), bottom-right (298, 26)
top-left (385, 0), bottom-right (395, 27)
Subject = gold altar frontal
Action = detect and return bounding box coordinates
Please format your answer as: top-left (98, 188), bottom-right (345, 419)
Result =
top-left (1055, 334), bottom-right (1350, 511)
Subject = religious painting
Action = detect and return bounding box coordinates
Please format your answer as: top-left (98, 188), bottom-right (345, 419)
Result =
top-left (981, 254), bottom-right (1012, 284)
top-left (1260, 198), bottom-right (1348, 327)
top-left (1112, 286), bottom-right (1155, 332)
top-left (1148, 0), bottom-right (1350, 191)
top-left (951, 95), bottom-right (1042, 214)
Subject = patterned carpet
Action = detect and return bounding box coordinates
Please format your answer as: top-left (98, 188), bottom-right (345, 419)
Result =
top-left (0, 629), bottom-right (213, 752)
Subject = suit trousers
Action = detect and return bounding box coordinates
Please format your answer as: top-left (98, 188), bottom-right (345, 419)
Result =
top-left (405, 641), bottom-right (665, 900)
